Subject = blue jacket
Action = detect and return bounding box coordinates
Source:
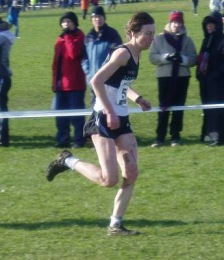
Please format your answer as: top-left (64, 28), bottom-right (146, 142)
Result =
top-left (0, 29), bottom-right (15, 78)
top-left (7, 6), bottom-right (20, 25)
top-left (82, 23), bottom-right (122, 86)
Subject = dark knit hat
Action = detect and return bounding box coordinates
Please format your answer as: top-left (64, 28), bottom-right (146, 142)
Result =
top-left (0, 17), bottom-right (11, 31)
top-left (91, 6), bottom-right (106, 19)
top-left (169, 11), bottom-right (184, 23)
top-left (60, 12), bottom-right (79, 27)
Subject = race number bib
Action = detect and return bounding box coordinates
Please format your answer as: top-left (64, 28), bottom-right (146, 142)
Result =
top-left (116, 80), bottom-right (130, 106)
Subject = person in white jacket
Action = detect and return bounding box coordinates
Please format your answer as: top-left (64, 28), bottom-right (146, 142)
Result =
top-left (149, 11), bottom-right (197, 147)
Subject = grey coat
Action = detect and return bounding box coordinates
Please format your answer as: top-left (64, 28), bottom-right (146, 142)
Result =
top-left (149, 23), bottom-right (197, 78)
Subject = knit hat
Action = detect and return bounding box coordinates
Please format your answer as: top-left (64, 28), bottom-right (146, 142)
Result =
top-left (0, 17), bottom-right (11, 31)
top-left (169, 11), bottom-right (184, 23)
top-left (91, 6), bottom-right (106, 19)
top-left (60, 12), bottom-right (79, 27)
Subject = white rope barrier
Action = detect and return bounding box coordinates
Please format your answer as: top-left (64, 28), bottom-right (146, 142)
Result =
top-left (1, 104), bottom-right (224, 119)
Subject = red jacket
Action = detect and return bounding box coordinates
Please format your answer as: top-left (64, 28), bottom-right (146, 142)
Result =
top-left (52, 29), bottom-right (86, 92)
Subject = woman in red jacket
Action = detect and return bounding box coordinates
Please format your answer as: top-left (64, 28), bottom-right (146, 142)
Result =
top-left (52, 12), bottom-right (86, 148)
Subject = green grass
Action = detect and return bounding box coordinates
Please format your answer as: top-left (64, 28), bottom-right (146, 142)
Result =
top-left (1, 1), bottom-right (224, 259)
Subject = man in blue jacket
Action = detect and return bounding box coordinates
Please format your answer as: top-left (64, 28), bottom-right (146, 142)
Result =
top-left (82, 5), bottom-right (122, 106)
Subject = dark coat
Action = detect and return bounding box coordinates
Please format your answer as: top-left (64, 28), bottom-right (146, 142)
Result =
top-left (196, 11), bottom-right (224, 103)
top-left (196, 11), bottom-right (224, 143)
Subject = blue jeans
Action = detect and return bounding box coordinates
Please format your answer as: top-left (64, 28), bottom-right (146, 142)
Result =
top-left (11, 20), bottom-right (19, 37)
top-left (55, 90), bottom-right (86, 146)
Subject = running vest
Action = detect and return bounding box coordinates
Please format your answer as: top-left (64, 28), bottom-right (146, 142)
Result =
top-left (94, 45), bottom-right (139, 116)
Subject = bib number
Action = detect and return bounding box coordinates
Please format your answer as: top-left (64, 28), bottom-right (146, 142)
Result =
top-left (117, 80), bottom-right (129, 106)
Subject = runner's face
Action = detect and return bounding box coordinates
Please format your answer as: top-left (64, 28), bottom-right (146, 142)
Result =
top-left (136, 24), bottom-right (155, 50)
top-left (92, 15), bottom-right (105, 29)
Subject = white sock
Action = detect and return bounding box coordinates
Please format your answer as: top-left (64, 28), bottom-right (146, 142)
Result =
top-left (65, 157), bottom-right (80, 170)
top-left (110, 216), bottom-right (122, 227)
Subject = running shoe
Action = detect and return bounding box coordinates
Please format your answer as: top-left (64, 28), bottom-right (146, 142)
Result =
top-left (107, 224), bottom-right (140, 236)
top-left (46, 150), bottom-right (73, 182)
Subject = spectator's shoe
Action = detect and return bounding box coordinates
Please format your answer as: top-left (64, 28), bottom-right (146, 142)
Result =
top-left (46, 150), bottom-right (73, 182)
top-left (71, 144), bottom-right (84, 149)
top-left (54, 142), bottom-right (70, 148)
top-left (208, 140), bottom-right (219, 146)
top-left (171, 140), bottom-right (180, 147)
top-left (204, 135), bottom-right (211, 142)
top-left (0, 142), bottom-right (9, 147)
top-left (107, 224), bottom-right (140, 236)
top-left (151, 140), bottom-right (163, 148)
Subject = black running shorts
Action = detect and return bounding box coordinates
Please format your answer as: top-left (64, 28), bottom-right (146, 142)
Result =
top-left (83, 111), bottom-right (133, 139)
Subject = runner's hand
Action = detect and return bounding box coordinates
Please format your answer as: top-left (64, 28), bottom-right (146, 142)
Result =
top-left (106, 113), bottom-right (120, 130)
top-left (136, 97), bottom-right (152, 111)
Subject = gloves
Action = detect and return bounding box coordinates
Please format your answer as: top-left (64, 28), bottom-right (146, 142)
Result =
top-left (166, 53), bottom-right (176, 61)
top-left (166, 52), bottom-right (183, 63)
top-left (174, 52), bottom-right (183, 63)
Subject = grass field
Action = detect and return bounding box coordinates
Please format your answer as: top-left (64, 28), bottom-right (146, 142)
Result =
top-left (1, 1), bottom-right (224, 259)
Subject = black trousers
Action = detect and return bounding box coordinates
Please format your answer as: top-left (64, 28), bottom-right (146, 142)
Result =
top-left (0, 77), bottom-right (11, 146)
top-left (155, 76), bottom-right (189, 142)
top-left (199, 77), bottom-right (224, 142)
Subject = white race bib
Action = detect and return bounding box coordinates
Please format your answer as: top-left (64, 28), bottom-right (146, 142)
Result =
top-left (116, 80), bottom-right (130, 106)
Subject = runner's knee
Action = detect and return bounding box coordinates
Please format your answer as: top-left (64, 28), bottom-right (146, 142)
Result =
top-left (121, 151), bottom-right (138, 184)
top-left (125, 169), bottom-right (139, 185)
top-left (122, 171), bottom-right (138, 188)
top-left (104, 177), bottom-right (119, 187)
top-left (102, 174), bottom-right (119, 187)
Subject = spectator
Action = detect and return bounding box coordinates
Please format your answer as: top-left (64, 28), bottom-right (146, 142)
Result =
top-left (7, 0), bottom-right (20, 38)
top-left (38, 0), bottom-right (44, 9)
top-left (0, 18), bottom-right (15, 147)
top-left (80, 0), bottom-right (89, 19)
top-left (0, 0), bottom-right (5, 12)
top-left (52, 12), bottom-right (86, 148)
top-left (149, 11), bottom-right (197, 147)
top-left (62, 0), bottom-right (69, 8)
top-left (49, 0), bottom-right (56, 8)
top-left (7, 0), bottom-right (12, 9)
top-left (30, 0), bottom-right (36, 10)
top-left (91, 0), bottom-right (98, 6)
top-left (108, 0), bottom-right (116, 11)
top-left (192, 0), bottom-right (198, 15)
top-left (209, 0), bottom-right (224, 12)
top-left (46, 11), bottom-right (154, 236)
top-left (68, 0), bottom-right (75, 8)
top-left (196, 11), bottom-right (224, 145)
top-left (21, 0), bottom-right (29, 11)
top-left (104, 0), bottom-right (109, 10)
top-left (82, 5), bottom-right (122, 106)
